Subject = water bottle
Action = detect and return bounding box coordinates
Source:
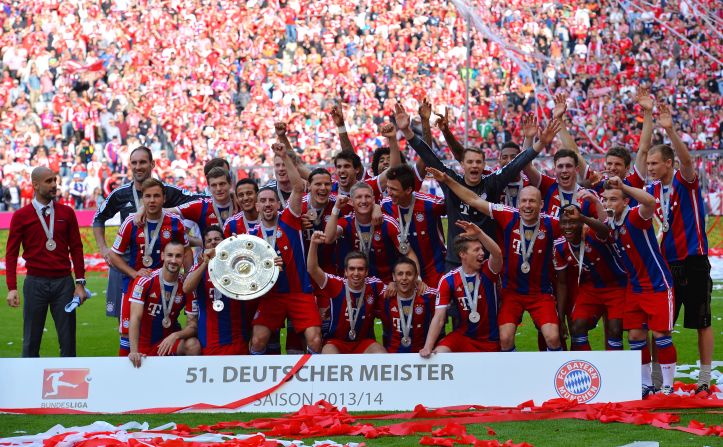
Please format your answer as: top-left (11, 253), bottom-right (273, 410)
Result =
top-left (65, 287), bottom-right (92, 313)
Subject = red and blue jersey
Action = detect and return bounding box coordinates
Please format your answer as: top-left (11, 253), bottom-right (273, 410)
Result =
top-left (490, 204), bottom-right (560, 295)
top-left (251, 208), bottom-right (312, 294)
top-left (302, 195), bottom-right (338, 274)
top-left (381, 192), bottom-right (447, 287)
top-left (436, 263), bottom-right (500, 343)
top-left (538, 174), bottom-right (599, 218)
top-left (128, 270), bottom-right (197, 349)
top-left (609, 206), bottom-right (673, 293)
top-left (317, 274), bottom-right (383, 341)
top-left (189, 261), bottom-right (255, 351)
top-left (646, 170), bottom-right (708, 262)
top-left (376, 288), bottom-right (436, 353)
top-left (177, 198), bottom-right (232, 235)
top-left (337, 214), bottom-right (402, 282)
top-left (223, 211), bottom-right (258, 237)
top-left (552, 233), bottom-right (628, 289)
top-left (112, 212), bottom-right (188, 271)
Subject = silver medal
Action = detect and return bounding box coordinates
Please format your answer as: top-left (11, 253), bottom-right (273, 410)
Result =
top-left (162, 317), bottom-right (171, 328)
top-left (399, 240), bottom-right (410, 255)
top-left (469, 311), bottom-right (481, 323)
top-left (348, 329), bottom-right (357, 340)
top-left (662, 222), bottom-right (670, 232)
top-left (401, 336), bottom-right (412, 347)
top-left (142, 255), bottom-right (153, 267)
top-left (45, 239), bottom-right (57, 251)
top-left (212, 300), bottom-right (225, 312)
top-left (520, 262), bottom-right (531, 274)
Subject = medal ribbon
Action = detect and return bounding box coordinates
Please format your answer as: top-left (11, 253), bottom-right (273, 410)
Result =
top-left (212, 200), bottom-right (232, 227)
top-left (457, 270), bottom-right (480, 316)
top-left (518, 219), bottom-right (541, 270)
top-left (132, 187), bottom-right (141, 210)
top-left (143, 212), bottom-right (164, 262)
top-left (161, 279), bottom-right (179, 323)
top-left (34, 203), bottom-right (55, 244)
top-left (397, 197), bottom-right (415, 245)
top-left (396, 294), bottom-right (415, 341)
top-left (660, 185), bottom-right (672, 230)
top-left (344, 283), bottom-right (364, 336)
top-left (568, 234), bottom-right (586, 286)
top-left (355, 220), bottom-right (374, 256)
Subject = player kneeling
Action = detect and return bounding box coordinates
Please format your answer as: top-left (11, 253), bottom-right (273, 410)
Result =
top-left (307, 231), bottom-right (386, 354)
top-left (420, 222), bottom-right (503, 357)
top-left (128, 242), bottom-right (201, 367)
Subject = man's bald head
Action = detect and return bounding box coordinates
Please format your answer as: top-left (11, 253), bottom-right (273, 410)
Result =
top-left (31, 167), bottom-right (54, 183)
top-left (519, 185), bottom-right (541, 202)
top-left (31, 167), bottom-right (58, 202)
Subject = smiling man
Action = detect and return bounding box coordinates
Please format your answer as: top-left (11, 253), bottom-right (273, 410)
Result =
top-left (224, 179), bottom-right (260, 236)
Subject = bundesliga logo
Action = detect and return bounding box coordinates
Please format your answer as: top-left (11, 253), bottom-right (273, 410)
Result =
top-left (42, 369), bottom-right (91, 400)
top-left (554, 360), bottom-right (601, 403)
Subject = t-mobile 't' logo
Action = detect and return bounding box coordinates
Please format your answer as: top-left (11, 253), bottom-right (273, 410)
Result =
top-left (41, 369), bottom-right (90, 400)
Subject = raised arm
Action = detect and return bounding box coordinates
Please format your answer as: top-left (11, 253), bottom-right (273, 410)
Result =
top-left (563, 197), bottom-right (609, 241)
top-left (521, 118), bottom-right (563, 187)
top-left (419, 98), bottom-right (434, 149)
top-left (329, 104), bottom-right (355, 153)
top-left (658, 102), bottom-right (695, 182)
top-left (635, 87), bottom-right (654, 176)
top-left (455, 220), bottom-right (503, 273)
top-left (427, 167), bottom-right (492, 217)
top-left (271, 141), bottom-right (304, 216)
top-left (381, 122), bottom-right (403, 169)
top-left (435, 107), bottom-right (465, 162)
top-left (182, 250), bottom-right (215, 294)
top-left (520, 112), bottom-right (538, 150)
top-left (324, 196), bottom-right (348, 243)
top-left (275, 122), bottom-right (310, 180)
top-left (553, 93), bottom-right (586, 174)
top-left (307, 231), bottom-right (328, 287)
top-left (397, 102), bottom-right (446, 172)
top-left (609, 176), bottom-right (656, 219)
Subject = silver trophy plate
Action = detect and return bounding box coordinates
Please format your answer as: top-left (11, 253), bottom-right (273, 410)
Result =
top-left (208, 234), bottom-right (280, 300)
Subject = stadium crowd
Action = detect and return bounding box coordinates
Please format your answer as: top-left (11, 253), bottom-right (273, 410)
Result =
top-left (0, 0), bottom-right (722, 211)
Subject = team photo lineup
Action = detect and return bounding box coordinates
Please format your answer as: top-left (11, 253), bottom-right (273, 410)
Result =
top-left (1, 0), bottom-right (719, 412)
top-left (7, 91), bottom-right (714, 400)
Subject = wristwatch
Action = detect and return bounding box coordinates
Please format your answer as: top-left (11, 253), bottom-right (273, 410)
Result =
top-left (75, 278), bottom-right (87, 287)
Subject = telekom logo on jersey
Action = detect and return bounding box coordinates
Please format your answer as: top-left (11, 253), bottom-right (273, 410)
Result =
top-left (42, 369), bottom-right (91, 400)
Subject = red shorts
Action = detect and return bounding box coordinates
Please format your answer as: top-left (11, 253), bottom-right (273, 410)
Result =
top-left (572, 286), bottom-right (626, 322)
top-left (118, 347), bottom-right (129, 356)
top-left (324, 338), bottom-right (377, 354)
top-left (437, 331), bottom-right (500, 352)
top-left (623, 288), bottom-right (674, 332)
top-left (203, 342), bottom-right (248, 356)
top-left (498, 291), bottom-right (559, 328)
top-left (253, 292), bottom-right (322, 332)
top-left (140, 338), bottom-right (182, 356)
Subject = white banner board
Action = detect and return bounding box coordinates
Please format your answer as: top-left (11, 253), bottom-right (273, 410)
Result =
top-left (0, 352), bottom-right (640, 413)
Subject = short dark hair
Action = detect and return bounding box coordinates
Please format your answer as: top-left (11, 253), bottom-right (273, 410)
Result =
top-left (258, 186), bottom-right (280, 200)
top-left (235, 178), bottom-right (259, 193)
top-left (453, 234), bottom-right (481, 258)
top-left (206, 166), bottom-right (231, 183)
top-left (386, 165), bottom-right (415, 191)
top-left (371, 147), bottom-right (391, 176)
top-left (344, 251), bottom-right (368, 269)
top-left (163, 240), bottom-right (185, 253)
top-left (649, 144), bottom-right (675, 162)
top-left (605, 146), bottom-right (631, 167)
top-left (554, 149), bottom-right (579, 166)
top-left (393, 256), bottom-right (418, 276)
top-left (334, 151), bottom-right (362, 170)
top-left (141, 177), bottom-right (165, 194)
top-left (129, 146), bottom-right (153, 162)
top-left (204, 157), bottom-right (230, 176)
top-left (308, 167), bottom-right (332, 184)
top-left (500, 141), bottom-right (521, 152)
top-left (203, 224), bottom-right (224, 240)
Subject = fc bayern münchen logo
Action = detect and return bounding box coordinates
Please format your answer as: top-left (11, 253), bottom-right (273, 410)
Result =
top-left (554, 360), bottom-right (601, 403)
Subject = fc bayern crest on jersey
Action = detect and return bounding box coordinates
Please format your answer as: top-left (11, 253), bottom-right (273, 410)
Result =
top-left (162, 229), bottom-right (171, 239)
top-left (416, 213), bottom-right (424, 222)
top-left (415, 305), bottom-right (424, 315)
top-left (554, 360), bottom-right (601, 403)
top-left (366, 295), bottom-right (374, 305)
